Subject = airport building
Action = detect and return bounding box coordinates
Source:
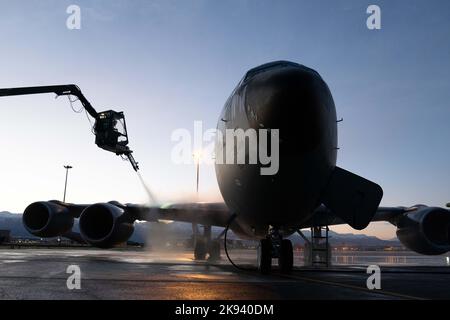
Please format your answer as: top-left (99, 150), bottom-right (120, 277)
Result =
top-left (0, 230), bottom-right (11, 244)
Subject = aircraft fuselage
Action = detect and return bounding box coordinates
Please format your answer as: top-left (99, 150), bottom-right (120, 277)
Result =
top-left (215, 61), bottom-right (338, 238)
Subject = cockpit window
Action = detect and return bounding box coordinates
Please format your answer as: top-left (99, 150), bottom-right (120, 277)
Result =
top-left (243, 60), bottom-right (300, 82)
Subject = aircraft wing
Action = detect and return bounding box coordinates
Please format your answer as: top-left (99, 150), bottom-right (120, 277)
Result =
top-left (136, 202), bottom-right (434, 230)
top-left (135, 202), bottom-right (450, 256)
top-left (301, 204), bottom-right (409, 228)
top-left (43, 200), bottom-right (441, 232)
top-left (22, 200), bottom-right (233, 248)
top-left (133, 202), bottom-right (426, 230)
top-left (31, 200), bottom-right (232, 227)
top-left (302, 204), bottom-right (450, 255)
top-left (23, 200), bottom-right (450, 254)
top-left (128, 202), bottom-right (231, 227)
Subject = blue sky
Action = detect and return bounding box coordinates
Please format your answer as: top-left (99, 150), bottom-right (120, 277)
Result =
top-left (0, 0), bottom-right (449, 239)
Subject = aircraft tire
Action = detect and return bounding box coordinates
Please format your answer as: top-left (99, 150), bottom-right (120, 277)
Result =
top-left (257, 238), bottom-right (272, 274)
top-left (208, 240), bottom-right (221, 261)
top-left (194, 238), bottom-right (207, 260)
top-left (279, 239), bottom-right (293, 273)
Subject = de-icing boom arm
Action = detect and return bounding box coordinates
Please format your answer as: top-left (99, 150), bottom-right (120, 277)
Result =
top-left (0, 84), bottom-right (139, 171)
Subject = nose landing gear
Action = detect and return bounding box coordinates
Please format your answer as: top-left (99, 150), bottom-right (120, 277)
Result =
top-left (257, 227), bottom-right (293, 274)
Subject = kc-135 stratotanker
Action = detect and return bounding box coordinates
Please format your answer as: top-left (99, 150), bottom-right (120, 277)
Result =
top-left (1, 61), bottom-right (449, 273)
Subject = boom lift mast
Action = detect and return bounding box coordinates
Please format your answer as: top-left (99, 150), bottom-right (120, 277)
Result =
top-left (0, 84), bottom-right (139, 171)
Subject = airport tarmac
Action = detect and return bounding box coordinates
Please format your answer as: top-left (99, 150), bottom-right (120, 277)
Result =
top-left (0, 248), bottom-right (449, 300)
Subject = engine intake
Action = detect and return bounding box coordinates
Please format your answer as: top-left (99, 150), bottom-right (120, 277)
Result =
top-left (79, 202), bottom-right (135, 248)
top-left (396, 206), bottom-right (450, 255)
top-left (23, 201), bottom-right (74, 237)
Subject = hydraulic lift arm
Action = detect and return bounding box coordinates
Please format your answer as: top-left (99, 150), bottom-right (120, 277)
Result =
top-left (0, 84), bottom-right (139, 171)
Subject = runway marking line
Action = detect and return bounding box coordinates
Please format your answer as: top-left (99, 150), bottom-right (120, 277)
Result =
top-left (278, 273), bottom-right (425, 300)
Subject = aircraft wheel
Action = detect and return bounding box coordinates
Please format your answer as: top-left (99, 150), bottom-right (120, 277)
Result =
top-left (278, 239), bottom-right (293, 273)
top-left (194, 238), bottom-right (207, 260)
top-left (257, 239), bottom-right (272, 274)
top-left (208, 240), bottom-right (221, 261)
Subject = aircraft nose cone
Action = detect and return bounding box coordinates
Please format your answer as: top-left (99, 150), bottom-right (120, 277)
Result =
top-left (244, 63), bottom-right (334, 153)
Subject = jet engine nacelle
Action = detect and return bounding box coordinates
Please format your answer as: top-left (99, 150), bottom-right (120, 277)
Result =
top-left (396, 206), bottom-right (450, 255)
top-left (23, 201), bottom-right (74, 238)
top-left (79, 202), bottom-right (135, 248)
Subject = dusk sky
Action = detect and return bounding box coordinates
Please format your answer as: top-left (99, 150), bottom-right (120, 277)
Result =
top-left (0, 0), bottom-right (449, 239)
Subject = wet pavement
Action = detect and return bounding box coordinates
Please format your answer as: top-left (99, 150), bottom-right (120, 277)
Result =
top-left (0, 248), bottom-right (449, 300)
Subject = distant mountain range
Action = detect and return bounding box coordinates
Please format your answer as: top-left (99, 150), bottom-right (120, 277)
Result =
top-left (0, 211), bottom-right (29, 238)
top-left (0, 211), bottom-right (400, 247)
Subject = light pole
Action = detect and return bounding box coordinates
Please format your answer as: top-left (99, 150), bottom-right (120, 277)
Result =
top-left (196, 159), bottom-right (200, 196)
top-left (193, 151), bottom-right (202, 197)
top-left (63, 165), bottom-right (73, 203)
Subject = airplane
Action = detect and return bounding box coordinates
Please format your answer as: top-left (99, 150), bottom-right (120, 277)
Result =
top-left (5, 61), bottom-right (450, 273)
